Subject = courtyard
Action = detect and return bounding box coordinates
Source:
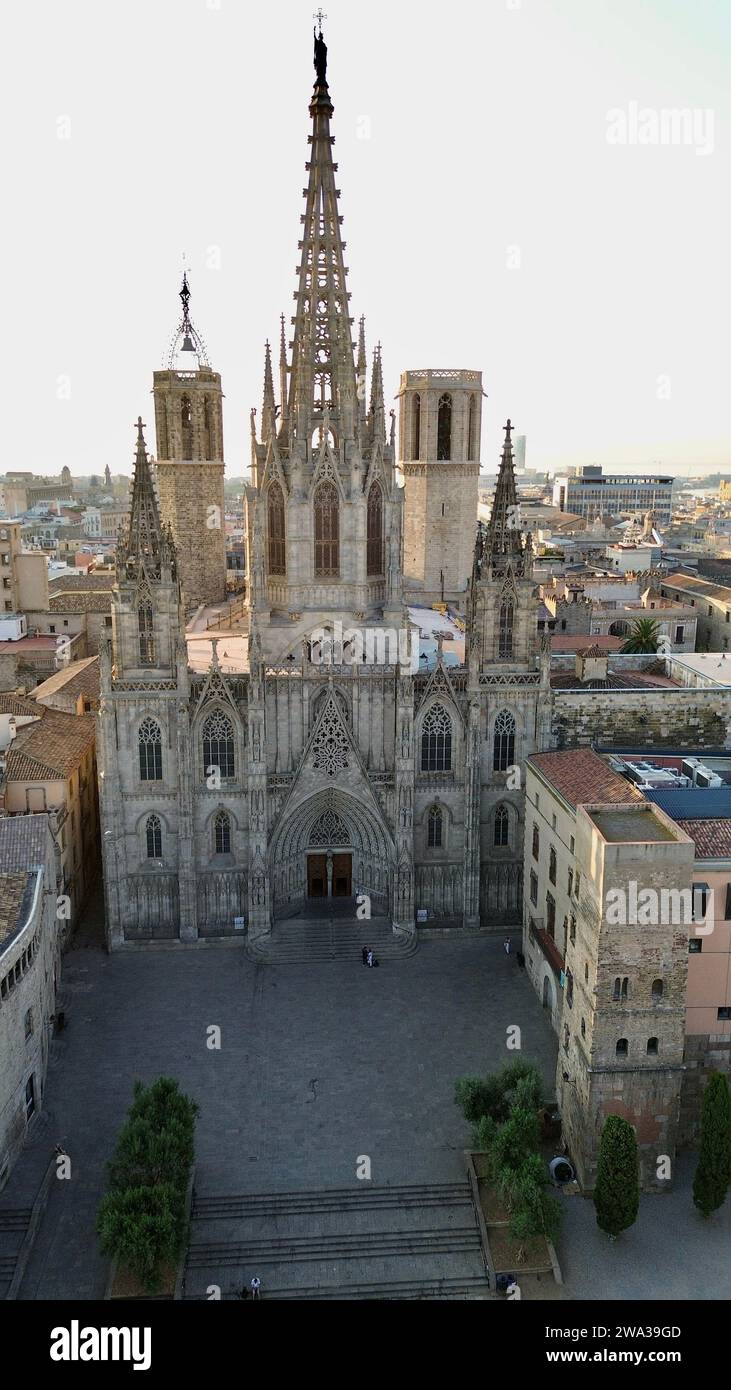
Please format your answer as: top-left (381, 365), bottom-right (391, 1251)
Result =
top-left (1, 928), bottom-right (729, 1299)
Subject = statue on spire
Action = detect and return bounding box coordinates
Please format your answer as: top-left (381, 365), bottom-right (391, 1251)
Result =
top-left (313, 19), bottom-right (327, 83)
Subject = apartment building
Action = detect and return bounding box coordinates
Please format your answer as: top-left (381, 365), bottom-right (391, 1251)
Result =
top-left (552, 466), bottom-right (674, 525)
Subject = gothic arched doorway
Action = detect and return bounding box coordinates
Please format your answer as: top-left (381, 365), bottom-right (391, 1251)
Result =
top-left (269, 788), bottom-right (394, 921)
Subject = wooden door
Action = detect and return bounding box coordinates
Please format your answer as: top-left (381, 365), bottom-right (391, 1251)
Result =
top-left (307, 854), bottom-right (327, 898)
top-left (331, 853), bottom-right (352, 897)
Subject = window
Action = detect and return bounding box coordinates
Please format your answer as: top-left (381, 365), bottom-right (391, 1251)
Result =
top-left (569, 835), bottom-right (575, 855)
top-left (467, 394), bottom-right (477, 461)
top-left (138, 717), bottom-right (163, 781)
top-left (498, 600), bottom-right (514, 659)
top-left (437, 393), bottom-right (452, 460)
top-left (725, 883), bottom-right (731, 920)
top-left (651, 979), bottom-right (663, 1002)
top-left (581, 1017), bottom-right (586, 1038)
top-left (584, 961), bottom-right (589, 982)
top-left (693, 883), bottom-right (710, 922)
top-left (647, 1037), bottom-right (659, 1055)
top-left (138, 601), bottom-right (154, 664)
top-left (146, 814), bottom-right (162, 859)
top-left (267, 482), bottom-right (286, 574)
top-left (314, 480), bottom-right (339, 577)
top-left (574, 871), bottom-right (581, 899)
top-left (717, 1007), bottom-right (731, 1021)
top-left (49, 624), bottom-right (56, 634)
top-left (214, 810), bottom-right (231, 855)
top-left (569, 915), bottom-right (576, 945)
top-left (181, 395), bottom-right (193, 456)
top-left (427, 805), bottom-right (443, 848)
top-left (613, 976), bottom-right (629, 1002)
top-left (563, 1024), bottom-right (570, 1054)
top-left (494, 804), bottom-right (509, 847)
top-left (421, 704), bottom-right (452, 772)
top-left (202, 711), bottom-right (236, 781)
top-left (532, 824), bottom-right (539, 860)
top-left (411, 393), bottom-right (421, 460)
top-left (529, 870), bottom-right (538, 906)
top-left (546, 892), bottom-right (556, 938)
top-left (566, 970), bottom-right (574, 1009)
top-left (568, 868), bottom-right (573, 896)
top-left (675, 626), bottom-right (684, 643)
top-left (366, 482), bottom-right (384, 576)
top-left (25, 1075), bottom-right (36, 1121)
top-left (24, 1008), bottom-right (34, 1040)
top-left (689, 939), bottom-right (702, 954)
top-left (493, 709), bottom-right (516, 771)
top-left (549, 846), bottom-right (557, 885)
top-left (616, 1038), bottom-right (628, 1056)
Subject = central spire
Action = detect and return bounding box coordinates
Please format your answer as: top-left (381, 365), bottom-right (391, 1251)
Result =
top-left (286, 27), bottom-right (357, 445)
top-left (120, 418), bottom-right (175, 583)
top-left (483, 420), bottom-right (530, 577)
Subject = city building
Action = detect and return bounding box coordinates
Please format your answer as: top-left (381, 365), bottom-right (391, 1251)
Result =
top-left (0, 814), bottom-right (62, 1187)
top-left (552, 466), bottom-right (673, 525)
top-left (661, 573), bottom-right (731, 651)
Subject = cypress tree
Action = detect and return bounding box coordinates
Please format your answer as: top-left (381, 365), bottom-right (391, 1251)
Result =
top-left (593, 1115), bottom-right (639, 1237)
top-left (693, 1072), bottom-right (731, 1218)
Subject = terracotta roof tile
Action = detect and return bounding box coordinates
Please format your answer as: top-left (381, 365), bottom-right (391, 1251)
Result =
top-left (33, 656), bottom-right (100, 706)
top-left (0, 693), bottom-right (44, 718)
top-left (528, 749), bottom-right (643, 810)
top-left (676, 819), bottom-right (731, 859)
top-left (0, 870), bottom-right (35, 945)
top-left (5, 707), bottom-right (96, 781)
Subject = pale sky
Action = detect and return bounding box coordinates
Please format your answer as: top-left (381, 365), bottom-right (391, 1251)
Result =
top-left (2, 0), bottom-right (729, 478)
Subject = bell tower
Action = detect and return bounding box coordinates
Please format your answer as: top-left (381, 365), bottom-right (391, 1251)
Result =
top-left (398, 369), bottom-right (483, 599)
top-left (152, 275), bottom-right (226, 611)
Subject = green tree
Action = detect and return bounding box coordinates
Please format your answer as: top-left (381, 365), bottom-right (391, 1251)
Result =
top-left (693, 1072), bottom-right (731, 1218)
top-left (593, 1115), bottom-right (639, 1237)
top-left (509, 1159), bottom-right (562, 1250)
top-left (620, 618), bottom-right (663, 654)
top-left (492, 1105), bottom-right (541, 1173)
top-left (97, 1185), bottom-right (183, 1292)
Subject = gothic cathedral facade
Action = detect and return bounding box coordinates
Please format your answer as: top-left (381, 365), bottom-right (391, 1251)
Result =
top-left (97, 37), bottom-right (551, 948)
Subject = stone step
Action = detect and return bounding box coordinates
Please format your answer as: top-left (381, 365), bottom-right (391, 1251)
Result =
top-left (187, 1226), bottom-right (481, 1268)
top-left (193, 1182), bottom-right (471, 1221)
top-left (0, 1209), bottom-right (32, 1231)
top-left (246, 921), bottom-right (417, 964)
top-left (186, 1274), bottom-right (491, 1300)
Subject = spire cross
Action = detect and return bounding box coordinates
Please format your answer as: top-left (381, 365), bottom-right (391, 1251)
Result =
top-left (313, 8), bottom-right (327, 30)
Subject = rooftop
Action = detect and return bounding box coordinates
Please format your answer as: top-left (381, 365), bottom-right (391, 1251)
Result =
top-left (667, 653), bottom-right (731, 686)
top-left (0, 870), bottom-right (36, 946)
top-left (0, 813), bottom-right (51, 871)
top-left (33, 655), bottom-right (100, 706)
top-left (675, 819), bottom-right (731, 859)
top-left (664, 572), bottom-right (731, 606)
top-left (528, 749), bottom-right (643, 810)
top-left (589, 806), bottom-right (677, 842)
top-left (5, 707), bottom-right (96, 781)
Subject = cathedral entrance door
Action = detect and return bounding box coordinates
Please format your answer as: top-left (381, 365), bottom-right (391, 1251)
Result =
top-left (331, 853), bottom-right (352, 898)
top-left (307, 854), bottom-right (327, 898)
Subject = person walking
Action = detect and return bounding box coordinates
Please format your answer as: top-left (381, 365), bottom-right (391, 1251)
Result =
top-left (503, 937), bottom-right (511, 955)
top-left (361, 945), bottom-right (368, 966)
top-left (367, 949), bottom-right (374, 968)
top-left (250, 1275), bottom-right (261, 1299)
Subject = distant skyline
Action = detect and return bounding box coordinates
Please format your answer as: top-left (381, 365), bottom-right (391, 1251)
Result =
top-left (2, 0), bottom-right (730, 478)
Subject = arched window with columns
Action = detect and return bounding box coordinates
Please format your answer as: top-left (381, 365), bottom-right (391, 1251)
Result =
top-left (493, 709), bottom-right (516, 771)
top-left (427, 804), bottom-right (443, 847)
top-left (437, 393), bottom-right (452, 460)
top-left (202, 711), bottom-right (236, 781)
top-left (138, 717), bottom-right (162, 781)
top-left (214, 810), bottom-right (232, 855)
top-left (145, 814), bottom-right (162, 859)
top-left (467, 393), bottom-right (477, 461)
top-left (138, 601), bottom-right (154, 665)
top-left (498, 599), bottom-right (514, 659)
top-left (268, 481), bottom-right (286, 575)
top-left (494, 803), bottom-right (510, 847)
top-left (421, 703), bottom-right (452, 772)
top-left (314, 480), bottom-right (339, 577)
top-left (412, 392), bottom-right (421, 460)
top-left (181, 395), bottom-right (193, 457)
top-left (366, 481), bottom-right (384, 576)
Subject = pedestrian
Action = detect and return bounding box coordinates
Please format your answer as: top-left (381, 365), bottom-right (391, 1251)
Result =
top-left (361, 945), bottom-right (368, 966)
top-left (250, 1275), bottom-right (261, 1299)
top-left (503, 938), bottom-right (511, 955)
top-left (238, 1284), bottom-right (249, 1300)
top-left (367, 949), bottom-right (374, 968)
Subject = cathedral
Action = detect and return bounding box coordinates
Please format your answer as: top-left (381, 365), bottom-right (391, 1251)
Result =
top-left (98, 30), bottom-right (551, 948)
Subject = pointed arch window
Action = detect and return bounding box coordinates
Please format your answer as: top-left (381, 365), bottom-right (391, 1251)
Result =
top-left (493, 709), bottom-right (516, 771)
top-left (181, 395), bottom-right (193, 457)
top-left (268, 481), bottom-right (286, 575)
top-left (437, 393), bottom-right (452, 461)
top-left (214, 810), bottom-right (232, 855)
top-left (421, 703), bottom-right (452, 772)
top-left (468, 394), bottom-right (477, 461)
top-left (366, 481), bottom-right (384, 576)
top-left (494, 804), bottom-right (509, 847)
top-left (138, 717), bottom-right (162, 781)
top-left (412, 393), bottom-right (421, 460)
top-left (146, 814), bottom-right (162, 859)
top-left (314, 480), bottom-right (339, 577)
top-left (202, 711), bottom-right (235, 781)
top-left (203, 396), bottom-right (214, 460)
top-left (498, 599), bottom-right (514, 659)
top-left (138, 602), bottom-right (154, 665)
top-left (427, 805), bottom-right (443, 847)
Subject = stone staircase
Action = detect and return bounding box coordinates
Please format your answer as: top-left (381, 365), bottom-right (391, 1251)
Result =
top-left (246, 915), bottom-right (417, 965)
top-left (0, 1206), bottom-right (33, 1299)
top-left (184, 1181), bottom-right (490, 1300)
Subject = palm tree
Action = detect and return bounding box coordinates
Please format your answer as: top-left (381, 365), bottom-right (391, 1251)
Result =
top-left (620, 618), bottom-right (663, 654)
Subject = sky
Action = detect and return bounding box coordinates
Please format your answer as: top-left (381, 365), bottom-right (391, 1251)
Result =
top-left (2, 0), bottom-right (729, 478)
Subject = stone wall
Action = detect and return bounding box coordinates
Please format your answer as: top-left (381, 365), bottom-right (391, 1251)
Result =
top-left (679, 1034), bottom-right (731, 1145)
top-left (552, 687), bottom-right (731, 750)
